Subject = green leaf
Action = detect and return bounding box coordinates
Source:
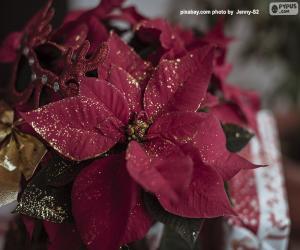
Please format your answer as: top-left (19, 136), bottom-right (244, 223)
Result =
top-left (224, 181), bottom-right (233, 206)
top-left (222, 123), bottom-right (254, 152)
top-left (15, 156), bottom-right (81, 223)
top-left (144, 193), bottom-right (204, 249)
top-left (159, 226), bottom-right (193, 250)
top-left (40, 155), bottom-right (82, 187)
top-left (122, 239), bottom-right (149, 250)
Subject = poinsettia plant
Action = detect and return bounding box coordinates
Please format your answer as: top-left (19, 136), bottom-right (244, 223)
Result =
top-left (0, 0), bottom-right (262, 250)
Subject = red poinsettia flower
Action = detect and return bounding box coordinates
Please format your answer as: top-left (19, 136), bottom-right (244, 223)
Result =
top-left (52, 0), bottom-right (145, 54)
top-left (132, 17), bottom-right (233, 67)
top-left (132, 17), bottom-right (260, 130)
top-left (134, 18), bottom-right (189, 64)
top-left (22, 43), bottom-right (258, 249)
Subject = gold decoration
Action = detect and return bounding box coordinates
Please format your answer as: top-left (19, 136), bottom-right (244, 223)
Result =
top-left (0, 166), bottom-right (20, 206)
top-left (15, 184), bottom-right (71, 223)
top-left (0, 101), bottom-right (47, 207)
top-left (15, 156), bottom-right (76, 223)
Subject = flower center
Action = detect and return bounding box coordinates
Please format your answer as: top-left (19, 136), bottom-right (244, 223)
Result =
top-left (127, 119), bottom-right (149, 142)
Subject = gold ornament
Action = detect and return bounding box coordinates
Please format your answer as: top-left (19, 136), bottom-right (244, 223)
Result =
top-left (0, 101), bottom-right (47, 207)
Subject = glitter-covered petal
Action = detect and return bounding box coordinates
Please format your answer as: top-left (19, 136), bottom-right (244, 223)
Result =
top-left (158, 147), bottom-right (234, 218)
top-left (102, 32), bottom-right (151, 82)
top-left (147, 111), bottom-right (203, 143)
top-left (148, 111), bottom-right (258, 181)
top-left (141, 138), bottom-right (234, 218)
top-left (102, 65), bottom-right (142, 113)
top-left (21, 96), bottom-right (123, 161)
top-left (166, 47), bottom-right (214, 112)
top-left (121, 184), bottom-right (152, 245)
top-left (126, 140), bottom-right (193, 203)
top-left (79, 77), bottom-right (130, 124)
top-left (144, 46), bottom-right (214, 120)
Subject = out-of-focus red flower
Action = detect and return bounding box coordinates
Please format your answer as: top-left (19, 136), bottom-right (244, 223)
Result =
top-left (134, 19), bottom-right (187, 63)
top-left (199, 20), bottom-right (260, 130)
top-left (52, 0), bottom-right (145, 54)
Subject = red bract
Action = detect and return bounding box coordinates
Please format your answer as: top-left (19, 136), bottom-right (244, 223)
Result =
top-left (144, 45), bottom-right (214, 119)
top-left (99, 32), bottom-right (151, 85)
top-left (21, 78), bottom-right (126, 161)
top-left (148, 112), bottom-right (257, 181)
top-left (22, 38), bottom-right (259, 249)
top-left (72, 153), bottom-right (152, 250)
top-left (101, 64), bottom-right (143, 114)
top-left (126, 133), bottom-right (235, 218)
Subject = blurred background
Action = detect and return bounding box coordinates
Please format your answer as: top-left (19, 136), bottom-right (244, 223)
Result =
top-left (0, 0), bottom-right (299, 249)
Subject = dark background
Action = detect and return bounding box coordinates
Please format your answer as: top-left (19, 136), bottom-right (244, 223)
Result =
top-left (0, 0), bottom-right (67, 42)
